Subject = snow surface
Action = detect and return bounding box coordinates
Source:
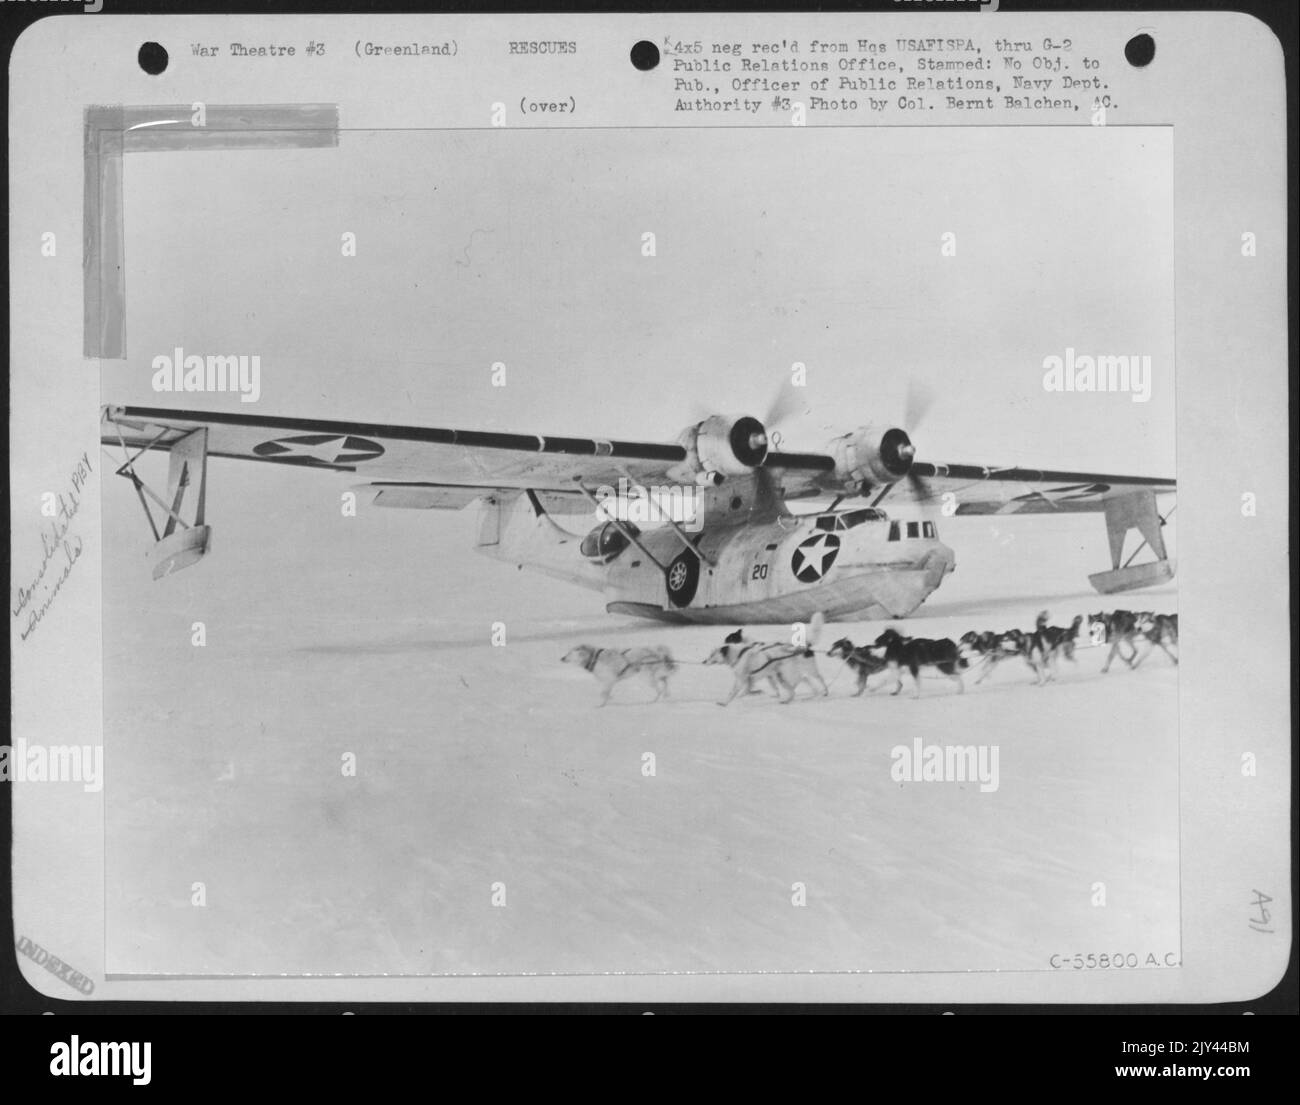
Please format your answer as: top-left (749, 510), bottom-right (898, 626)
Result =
top-left (103, 481), bottom-right (1179, 977)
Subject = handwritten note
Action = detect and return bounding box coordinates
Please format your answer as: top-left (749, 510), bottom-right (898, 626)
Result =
top-left (12, 452), bottom-right (92, 642)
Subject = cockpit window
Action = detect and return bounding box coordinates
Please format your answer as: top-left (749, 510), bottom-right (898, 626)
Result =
top-left (817, 508), bottom-right (884, 532)
top-left (579, 521), bottom-right (639, 560)
top-left (888, 522), bottom-right (900, 541)
top-left (839, 508), bottom-right (882, 529)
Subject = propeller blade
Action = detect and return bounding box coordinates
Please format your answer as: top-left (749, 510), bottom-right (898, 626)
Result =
top-left (903, 379), bottom-right (935, 433)
top-left (753, 466), bottom-right (781, 514)
top-left (907, 468), bottom-right (935, 507)
top-left (764, 377), bottom-right (810, 430)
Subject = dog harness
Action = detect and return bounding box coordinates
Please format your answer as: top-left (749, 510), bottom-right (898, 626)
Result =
top-left (583, 648), bottom-right (631, 676)
top-left (744, 644), bottom-right (805, 676)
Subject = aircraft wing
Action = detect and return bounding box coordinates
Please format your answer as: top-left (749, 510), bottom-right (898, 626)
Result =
top-left (102, 405), bottom-right (1176, 594)
top-left (101, 405), bottom-right (695, 500)
top-left (101, 406), bottom-right (1173, 513)
top-left (870, 462), bottom-right (1176, 514)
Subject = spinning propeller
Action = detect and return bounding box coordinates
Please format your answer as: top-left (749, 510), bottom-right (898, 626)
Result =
top-left (898, 379), bottom-right (936, 507)
top-left (685, 375), bottom-right (941, 508)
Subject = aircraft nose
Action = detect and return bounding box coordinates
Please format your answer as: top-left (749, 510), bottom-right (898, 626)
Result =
top-left (924, 542), bottom-right (957, 582)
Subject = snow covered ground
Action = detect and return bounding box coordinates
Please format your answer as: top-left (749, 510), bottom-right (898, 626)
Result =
top-left (103, 479), bottom-right (1179, 977)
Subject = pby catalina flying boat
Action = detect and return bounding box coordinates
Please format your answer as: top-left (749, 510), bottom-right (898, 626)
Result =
top-left (101, 400), bottom-right (1176, 625)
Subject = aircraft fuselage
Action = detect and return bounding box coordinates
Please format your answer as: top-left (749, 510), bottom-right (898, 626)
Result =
top-left (480, 498), bottom-right (956, 625)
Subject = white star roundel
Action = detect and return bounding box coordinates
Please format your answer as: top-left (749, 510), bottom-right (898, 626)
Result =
top-left (253, 434), bottom-right (385, 467)
top-left (791, 532), bottom-right (840, 583)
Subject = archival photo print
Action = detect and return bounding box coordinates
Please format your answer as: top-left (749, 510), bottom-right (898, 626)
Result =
top-left (99, 121), bottom-right (1178, 978)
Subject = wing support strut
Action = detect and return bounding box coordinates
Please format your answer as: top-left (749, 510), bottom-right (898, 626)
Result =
top-left (614, 467), bottom-right (719, 568)
top-left (107, 417), bottom-right (212, 580)
top-left (571, 476), bottom-right (718, 569)
top-left (654, 507), bottom-right (717, 568)
top-left (570, 479), bottom-right (669, 572)
top-left (1087, 490), bottom-right (1175, 594)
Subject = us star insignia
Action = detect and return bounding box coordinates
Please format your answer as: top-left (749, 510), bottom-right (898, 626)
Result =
top-left (253, 434), bottom-right (385, 466)
top-left (791, 532), bottom-right (840, 583)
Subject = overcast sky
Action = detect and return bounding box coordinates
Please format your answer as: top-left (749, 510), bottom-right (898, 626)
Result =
top-left (106, 124), bottom-right (1174, 476)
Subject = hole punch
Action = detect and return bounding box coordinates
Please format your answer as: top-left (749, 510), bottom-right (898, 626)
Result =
top-left (1124, 33), bottom-right (1155, 68)
top-left (138, 42), bottom-right (169, 75)
top-left (630, 40), bottom-right (659, 71)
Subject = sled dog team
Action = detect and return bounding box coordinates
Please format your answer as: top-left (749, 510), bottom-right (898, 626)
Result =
top-left (563, 610), bottom-right (1177, 706)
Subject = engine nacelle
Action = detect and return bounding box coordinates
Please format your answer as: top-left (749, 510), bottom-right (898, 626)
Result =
top-left (827, 425), bottom-right (915, 495)
top-left (672, 414), bottom-right (769, 484)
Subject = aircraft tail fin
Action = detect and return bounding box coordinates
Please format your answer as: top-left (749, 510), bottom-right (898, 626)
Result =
top-left (475, 490), bottom-right (607, 592)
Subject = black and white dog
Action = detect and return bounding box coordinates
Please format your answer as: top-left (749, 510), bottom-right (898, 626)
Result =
top-left (958, 628), bottom-right (1038, 684)
top-left (1092, 610), bottom-right (1178, 670)
top-left (873, 628), bottom-right (966, 698)
top-left (1090, 609), bottom-right (1144, 673)
top-left (1027, 612), bottom-right (1083, 684)
top-left (827, 637), bottom-right (890, 696)
top-left (1134, 612), bottom-right (1178, 659)
top-left (706, 639), bottom-right (828, 706)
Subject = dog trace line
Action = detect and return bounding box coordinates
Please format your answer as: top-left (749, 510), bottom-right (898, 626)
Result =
top-left (562, 608), bottom-right (1178, 703)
